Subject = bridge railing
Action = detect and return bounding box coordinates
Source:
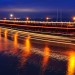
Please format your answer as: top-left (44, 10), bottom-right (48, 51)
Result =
top-left (0, 20), bottom-right (75, 26)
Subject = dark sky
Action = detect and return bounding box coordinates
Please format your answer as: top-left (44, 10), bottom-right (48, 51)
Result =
top-left (0, 0), bottom-right (75, 18)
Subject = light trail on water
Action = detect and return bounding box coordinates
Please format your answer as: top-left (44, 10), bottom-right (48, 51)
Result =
top-left (4, 29), bottom-right (8, 50)
top-left (13, 32), bottom-right (18, 55)
top-left (0, 27), bottom-right (3, 50)
top-left (41, 45), bottom-right (50, 75)
top-left (18, 36), bottom-right (31, 68)
top-left (66, 51), bottom-right (75, 75)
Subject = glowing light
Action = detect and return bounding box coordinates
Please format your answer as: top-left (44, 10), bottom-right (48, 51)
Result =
top-left (0, 28), bottom-right (2, 50)
top-left (13, 32), bottom-right (18, 49)
top-left (4, 29), bottom-right (8, 50)
top-left (25, 36), bottom-right (31, 52)
top-left (67, 51), bottom-right (75, 75)
top-left (18, 36), bottom-right (31, 68)
top-left (42, 45), bottom-right (50, 72)
top-left (10, 14), bottom-right (13, 18)
top-left (0, 28), bottom-right (1, 40)
top-left (26, 17), bottom-right (29, 21)
top-left (73, 16), bottom-right (75, 21)
top-left (12, 32), bottom-right (18, 55)
top-left (46, 17), bottom-right (51, 21)
top-left (4, 29), bottom-right (8, 40)
top-left (46, 17), bottom-right (49, 20)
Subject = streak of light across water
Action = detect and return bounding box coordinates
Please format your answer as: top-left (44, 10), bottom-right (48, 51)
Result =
top-left (13, 32), bottom-right (18, 54)
top-left (19, 36), bottom-right (31, 68)
top-left (0, 27), bottom-right (1, 40)
top-left (41, 45), bottom-right (50, 74)
top-left (0, 27), bottom-right (2, 50)
top-left (4, 29), bottom-right (8, 50)
top-left (4, 29), bottom-right (8, 41)
top-left (67, 51), bottom-right (75, 75)
top-left (25, 36), bottom-right (31, 53)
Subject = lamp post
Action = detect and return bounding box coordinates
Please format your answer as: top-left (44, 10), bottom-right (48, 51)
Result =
top-left (73, 16), bottom-right (75, 22)
top-left (26, 17), bottom-right (29, 21)
top-left (73, 16), bottom-right (75, 27)
top-left (46, 17), bottom-right (49, 22)
top-left (10, 14), bottom-right (14, 19)
top-left (26, 17), bottom-right (30, 24)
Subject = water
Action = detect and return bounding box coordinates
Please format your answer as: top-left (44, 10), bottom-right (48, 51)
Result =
top-left (0, 28), bottom-right (75, 75)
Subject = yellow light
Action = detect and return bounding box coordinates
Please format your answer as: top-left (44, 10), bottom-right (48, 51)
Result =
top-left (4, 29), bottom-right (8, 40)
top-left (67, 51), bottom-right (75, 75)
top-left (4, 29), bottom-right (8, 50)
top-left (12, 32), bottom-right (18, 55)
top-left (0, 27), bottom-right (1, 40)
top-left (25, 36), bottom-right (31, 53)
top-left (18, 36), bottom-right (31, 68)
top-left (42, 45), bottom-right (50, 72)
top-left (14, 32), bottom-right (18, 48)
top-left (73, 16), bottom-right (75, 21)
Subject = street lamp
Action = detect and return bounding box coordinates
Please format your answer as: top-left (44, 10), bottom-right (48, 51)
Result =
top-left (46, 17), bottom-right (49, 21)
top-left (10, 14), bottom-right (14, 19)
top-left (26, 17), bottom-right (29, 21)
top-left (46, 17), bottom-right (51, 22)
top-left (73, 16), bottom-right (75, 22)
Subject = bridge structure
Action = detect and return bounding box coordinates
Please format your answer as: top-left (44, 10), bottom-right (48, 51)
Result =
top-left (0, 20), bottom-right (75, 26)
top-left (0, 20), bottom-right (75, 48)
top-left (0, 20), bottom-right (75, 35)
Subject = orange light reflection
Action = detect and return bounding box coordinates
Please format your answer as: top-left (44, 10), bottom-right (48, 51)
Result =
top-left (13, 32), bottom-right (18, 54)
top-left (42, 45), bottom-right (50, 72)
top-left (4, 29), bottom-right (8, 41)
top-left (19, 36), bottom-right (31, 68)
top-left (67, 51), bottom-right (75, 75)
top-left (0, 28), bottom-right (1, 40)
top-left (0, 28), bottom-right (2, 50)
top-left (4, 29), bottom-right (8, 50)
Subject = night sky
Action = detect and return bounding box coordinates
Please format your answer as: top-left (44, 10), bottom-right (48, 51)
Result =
top-left (0, 0), bottom-right (75, 19)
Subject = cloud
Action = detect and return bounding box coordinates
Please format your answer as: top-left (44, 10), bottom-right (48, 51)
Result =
top-left (0, 8), bottom-right (34, 12)
top-left (0, 8), bottom-right (55, 12)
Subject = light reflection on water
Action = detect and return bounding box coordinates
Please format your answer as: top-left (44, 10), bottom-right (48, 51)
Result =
top-left (18, 36), bottom-right (31, 68)
top-left (66, 51), bottom-right (75, 75)
top-left (13, 32), bottom-right (18, 49)
top-left (4, 29), bottom-right (8, 50)
top-left (4, 29), bottom-right (8, 41)
top-left (41, 45), bottom-right (50, 75)
top-left (0, 27), bottom-right (75, 75)
top-left (0, 27), bottom-right (2, 50)
top-left (42, 45), bottom-right (50, 71)
top-left (0, 27), bottom-right (1, 40)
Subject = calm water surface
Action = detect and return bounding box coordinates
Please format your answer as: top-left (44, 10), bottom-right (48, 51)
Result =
top-left (0, 28), bottom-right (75, 75)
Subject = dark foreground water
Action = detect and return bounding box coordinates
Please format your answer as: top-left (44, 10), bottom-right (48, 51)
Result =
top-left (0, 34), bottom-right (75, 75)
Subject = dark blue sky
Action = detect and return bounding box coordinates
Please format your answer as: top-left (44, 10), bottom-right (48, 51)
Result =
top-left (0, 0), bottom-right (75, 18)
